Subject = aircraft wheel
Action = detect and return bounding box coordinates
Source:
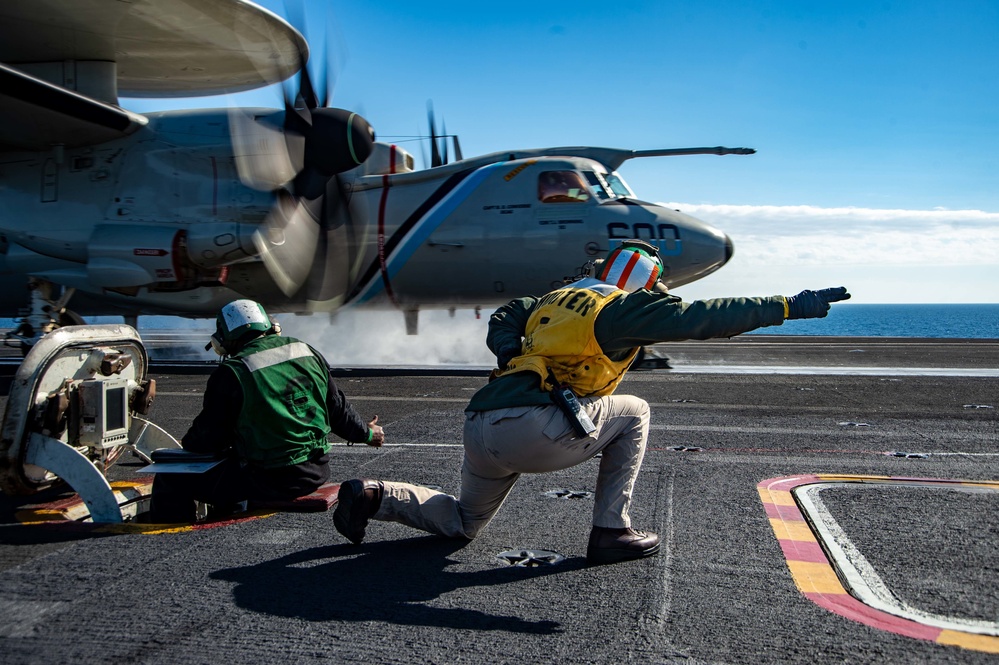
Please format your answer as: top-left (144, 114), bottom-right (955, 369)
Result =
top-left (9, 322), bottom-right (35, 358)
top-left (58, 310), bottom-right (86, 327)
top-left (13, 311), bottom-right (86, 357)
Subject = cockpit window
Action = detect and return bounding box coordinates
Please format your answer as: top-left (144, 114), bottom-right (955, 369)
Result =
top-left (603, 172), bottom-right (635, 198)
top-left (583, 171), bottom-right (611, 201)
top-left (538, 171), bottom-right (590, 203)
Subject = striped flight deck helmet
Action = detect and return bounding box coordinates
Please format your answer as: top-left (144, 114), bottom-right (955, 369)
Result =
top-left (597, 243), bottom-right (665, 292)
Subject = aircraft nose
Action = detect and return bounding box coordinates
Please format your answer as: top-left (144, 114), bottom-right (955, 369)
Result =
top-left (653, 207), bottom-right (735, 287)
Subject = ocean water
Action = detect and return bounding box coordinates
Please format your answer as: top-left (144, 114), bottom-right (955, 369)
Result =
top-left (753, 303), bottom-right (999, 339)
top-left (2, 304), bottom-right (998, 340)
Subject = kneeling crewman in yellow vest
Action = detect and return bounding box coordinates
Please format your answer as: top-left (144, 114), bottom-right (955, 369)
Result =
top-left (149, 299), bottom-right (385, 522)
top-left (334, 242), bottom-right (849, 564)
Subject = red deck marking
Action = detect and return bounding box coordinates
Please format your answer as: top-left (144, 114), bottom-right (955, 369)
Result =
top-left (777, 538), bottom-right (826, 563)
top-left (805, 591), bottom-right (943, 641)
top-left (14, 477), bottom-right (277, 533)
top-left (758, 474), bottom-right (999, 654)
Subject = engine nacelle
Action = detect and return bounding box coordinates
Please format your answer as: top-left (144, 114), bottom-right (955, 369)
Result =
top-left (350, 142), bottom-right (415, 177)
top-left (85, 224), bottom-right (178, 286)
top-left (181, 223), bottom-right (257, 269)
top-left (85, 223), bottom-right (255, 288)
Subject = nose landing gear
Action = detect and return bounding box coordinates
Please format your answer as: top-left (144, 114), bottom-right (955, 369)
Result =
top-left (4, 278), bottom-right (86, 355)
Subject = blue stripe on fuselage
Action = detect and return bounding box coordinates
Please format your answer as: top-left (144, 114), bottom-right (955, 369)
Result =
top-left (353, 161), bottom-right (508, 303)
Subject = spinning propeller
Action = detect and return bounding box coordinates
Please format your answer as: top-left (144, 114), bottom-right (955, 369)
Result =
top-left (427, 101), bottom-right (463, 168)
top-left (230, 2), bottom-right (375, 309)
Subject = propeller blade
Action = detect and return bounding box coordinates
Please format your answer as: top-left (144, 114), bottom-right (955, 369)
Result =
top-left (428, 102), bottom-right (442, 168)
top-left (320, 14), bottom-right (338, 109)
top-left (236, 1), bottom-right (374, 307)
top-left (256, 107), bottom-right (374, 297)
top-left (304, 178), bottom-right (352, 310)
top-left (284, 0), bottom-right (319, 110)
top-left (297, 54), bottom-right (320, 111)
top-left (304, 228), bottom-right (349, 310)
top-left (452, 134), bottom-right (464, 162)
top-left (228, 109), bottom-right (297, 191)
top-left (288, 0), bottom-right (346, 109)
top-left (279, 47), bottom-right (314, 138)
top-left (418, 122), bottom-right (429, 169)
top-left (442, 120), bottom-right (449, 165)
top-left (226, 4), bottom-right (307, 94)
top-left (252, 193), bottom-right (321, 296)
top-left (226, 3), bottom-right (307, 190)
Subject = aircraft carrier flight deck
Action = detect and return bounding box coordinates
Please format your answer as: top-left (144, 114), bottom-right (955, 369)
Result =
top-left (0, 335), bottom-right (996, 664)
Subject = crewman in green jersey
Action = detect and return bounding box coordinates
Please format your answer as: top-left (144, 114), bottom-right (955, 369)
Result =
top-left (149, 299), bottom-right (384, 522)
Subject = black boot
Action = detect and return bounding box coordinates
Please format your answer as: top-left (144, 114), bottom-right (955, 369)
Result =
top-left (586, 526), bottom-right (660, 565)
top-left (333, 479), bottom-right (384, 544)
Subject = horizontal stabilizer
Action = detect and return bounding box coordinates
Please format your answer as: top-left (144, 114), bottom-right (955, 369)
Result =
top-left (425, 145), bottom-right (757, 177)
top-left (0, 63), bottom-right (147, 150)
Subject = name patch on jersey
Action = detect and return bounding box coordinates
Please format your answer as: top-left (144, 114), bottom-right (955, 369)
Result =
top-left (535, 288), bottom-right (598, 318)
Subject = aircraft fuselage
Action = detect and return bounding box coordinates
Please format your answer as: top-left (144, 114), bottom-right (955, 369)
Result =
top-left (0, 108), bottom-right (734, 320)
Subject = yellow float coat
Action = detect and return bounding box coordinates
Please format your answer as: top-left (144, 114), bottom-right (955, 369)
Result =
top-left (497, 282), bottom-right (639, 397)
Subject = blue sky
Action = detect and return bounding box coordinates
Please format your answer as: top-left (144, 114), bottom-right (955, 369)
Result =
top-left (125, 1), bottom-right (999, 304)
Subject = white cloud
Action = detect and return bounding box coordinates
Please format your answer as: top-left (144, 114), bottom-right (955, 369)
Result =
top-left (666, 203), bottom-right (999, 266)
top-left (664, 203), bottom-right (999, 303)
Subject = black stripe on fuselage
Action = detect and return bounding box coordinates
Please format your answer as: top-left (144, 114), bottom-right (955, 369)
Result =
top-left (347, 167), bottom-right (477, 303)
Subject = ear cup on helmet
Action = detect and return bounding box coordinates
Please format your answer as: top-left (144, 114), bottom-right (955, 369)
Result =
top-left (209, 333), bottom-right (228, 356)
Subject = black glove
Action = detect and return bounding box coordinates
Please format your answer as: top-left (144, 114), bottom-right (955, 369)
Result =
top-left (785, 287), bottom-right (851, 320)
top-left (496, 345), bottom-right (521, 370)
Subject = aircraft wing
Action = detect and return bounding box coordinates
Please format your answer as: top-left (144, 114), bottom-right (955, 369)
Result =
top-left (0, 63), bottom-right (148, 150)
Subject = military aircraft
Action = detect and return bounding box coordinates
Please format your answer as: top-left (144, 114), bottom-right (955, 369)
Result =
top-left (0, 0), bottom-right (753, 347)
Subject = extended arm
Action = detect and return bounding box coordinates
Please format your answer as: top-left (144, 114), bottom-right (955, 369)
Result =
top-left (596, 286), bottom-right (849, 353)
top-left (325, 374), bottom-right (378, 445)
top-left (784, 287), bottom-right (851, 319)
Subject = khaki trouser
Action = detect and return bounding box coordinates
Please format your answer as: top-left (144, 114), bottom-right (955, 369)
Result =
top-left (373, 394), bottom-right (650, 538)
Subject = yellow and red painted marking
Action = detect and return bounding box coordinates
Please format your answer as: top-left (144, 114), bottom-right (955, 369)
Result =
top-left (758, 474), bottom-right (999, 654)
top-left (14, 477), bottom-right (277, 534)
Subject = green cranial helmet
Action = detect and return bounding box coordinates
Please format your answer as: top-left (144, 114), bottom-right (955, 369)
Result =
top-left (208, 299), bottom-right (273, 355)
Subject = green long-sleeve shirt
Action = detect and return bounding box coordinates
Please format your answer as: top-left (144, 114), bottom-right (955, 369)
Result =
top-left (466, 287), bottom-right (786, 411)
